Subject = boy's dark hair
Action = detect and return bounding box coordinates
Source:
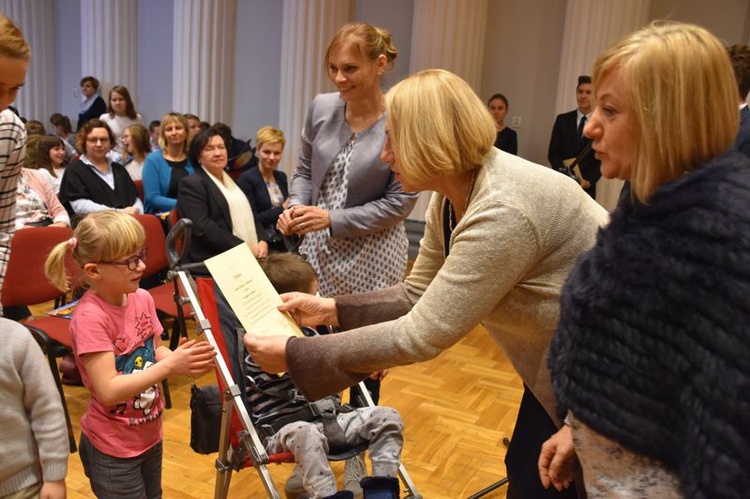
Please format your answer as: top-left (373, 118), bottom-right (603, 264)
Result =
top-left (727, 44), bottom-right (750, 100)
top-left (577, 75), bottom-right (592, 88)
top-left (258, 253), bottom-right (317, 294)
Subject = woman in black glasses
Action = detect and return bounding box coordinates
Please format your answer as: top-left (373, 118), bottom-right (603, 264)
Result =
top-left (59, 119), bottom-right (142, 226)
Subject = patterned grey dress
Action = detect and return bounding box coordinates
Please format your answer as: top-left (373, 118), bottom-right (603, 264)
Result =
top-left (299, 135), bottom-right (408, 297)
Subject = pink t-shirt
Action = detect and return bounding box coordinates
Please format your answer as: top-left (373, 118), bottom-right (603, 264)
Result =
top-left (70, 288), bottom-right (165, 458)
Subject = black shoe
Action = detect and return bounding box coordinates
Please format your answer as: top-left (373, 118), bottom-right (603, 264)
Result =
top-left (360, 476), bottom-right (399, 498)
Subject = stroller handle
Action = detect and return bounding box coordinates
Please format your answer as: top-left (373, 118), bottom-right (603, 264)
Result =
top-left (166, 218), bottom-right (193, 268)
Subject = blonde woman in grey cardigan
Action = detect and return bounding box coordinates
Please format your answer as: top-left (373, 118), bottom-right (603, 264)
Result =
top-left (249, 69), bottom-right (609, 498)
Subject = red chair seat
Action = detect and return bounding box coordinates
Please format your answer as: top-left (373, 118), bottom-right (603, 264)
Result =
top-left (25, 316), bottom-right (73, 346)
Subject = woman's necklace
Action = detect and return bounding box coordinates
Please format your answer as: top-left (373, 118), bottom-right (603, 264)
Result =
top-left (449, 168), bottom-right (478, 231)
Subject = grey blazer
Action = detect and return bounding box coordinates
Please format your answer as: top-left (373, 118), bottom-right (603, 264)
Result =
top-left (289, 92), bottom-right (417, 238)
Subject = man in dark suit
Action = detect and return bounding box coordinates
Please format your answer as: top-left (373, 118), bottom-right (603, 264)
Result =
top-left (548, 75), bottom-right (601, 198)
top-left (727, 44), bottom-right (750, 158)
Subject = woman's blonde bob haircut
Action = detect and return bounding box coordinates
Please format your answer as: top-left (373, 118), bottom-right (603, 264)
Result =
top-left (45, 211), bottom-right (145, 292)
top-left (385, 69), bottom-right (496, 183)
top-left (255, 126), bottom-right (285, 150)
top-left (593, 21), bottom-right (738, 202)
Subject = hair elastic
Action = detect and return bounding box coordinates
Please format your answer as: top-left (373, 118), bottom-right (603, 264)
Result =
top-left (67, 237), bottom-right (77, 250)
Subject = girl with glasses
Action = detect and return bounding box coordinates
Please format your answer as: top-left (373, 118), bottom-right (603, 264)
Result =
top-left (45, 210), bottom-right (215, 498)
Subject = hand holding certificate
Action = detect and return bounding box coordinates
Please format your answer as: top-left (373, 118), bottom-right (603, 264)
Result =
top-left (204, 244), bottom-right (303, 338)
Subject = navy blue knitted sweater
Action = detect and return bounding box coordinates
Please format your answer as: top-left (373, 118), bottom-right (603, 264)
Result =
top-left (550, 151), bottom-right (750, 498)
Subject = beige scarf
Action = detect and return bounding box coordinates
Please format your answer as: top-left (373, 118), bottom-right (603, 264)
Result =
top-left (202, 167), bottom-right (258, 246)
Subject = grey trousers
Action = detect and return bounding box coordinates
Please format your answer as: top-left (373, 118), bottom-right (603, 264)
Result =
top-left (265, 406), bottom-right (403, 498)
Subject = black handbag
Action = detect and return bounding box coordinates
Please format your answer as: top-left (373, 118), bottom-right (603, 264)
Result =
top-left (189, 384), bottom-right (222, 454)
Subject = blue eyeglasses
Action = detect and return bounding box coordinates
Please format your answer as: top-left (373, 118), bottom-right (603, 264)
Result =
top-left (97, 247), bottom-right (148, 271)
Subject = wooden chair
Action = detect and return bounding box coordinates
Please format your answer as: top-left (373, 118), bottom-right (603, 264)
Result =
top-left (1, 225), bottom-right (78, 452)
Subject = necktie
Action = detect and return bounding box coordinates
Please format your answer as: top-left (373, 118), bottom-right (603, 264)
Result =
top-left (578, 116), bottom-right (587, 137)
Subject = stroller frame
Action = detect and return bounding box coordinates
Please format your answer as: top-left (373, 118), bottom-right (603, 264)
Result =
top-left (166, 219), bottom-right (421, 498)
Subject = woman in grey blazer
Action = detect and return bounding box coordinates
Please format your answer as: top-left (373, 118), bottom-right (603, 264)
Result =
top-left (277, 22), bottom-right (417, 496)
top-left (278, 23), bottom-right (417, 299)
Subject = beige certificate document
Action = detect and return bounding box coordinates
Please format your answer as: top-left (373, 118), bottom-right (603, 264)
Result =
top-left (204, 244), bottom-right (303, 338)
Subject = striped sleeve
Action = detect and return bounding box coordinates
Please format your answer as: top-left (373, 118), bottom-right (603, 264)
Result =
top-left (0, 110), bottom-right (26, 316)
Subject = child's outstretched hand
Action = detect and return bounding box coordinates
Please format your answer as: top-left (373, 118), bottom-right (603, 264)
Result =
top-left (167, 339), bottom-right (216, 376)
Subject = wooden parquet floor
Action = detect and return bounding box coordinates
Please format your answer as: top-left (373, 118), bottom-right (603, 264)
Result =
top-left (57, 322), bottom-right (520, 498)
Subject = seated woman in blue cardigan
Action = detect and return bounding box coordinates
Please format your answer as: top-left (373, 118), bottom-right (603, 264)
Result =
top-left (142, 112), bottom-right (194, 214)
top-left (237, 126), bottom-right (289, 252)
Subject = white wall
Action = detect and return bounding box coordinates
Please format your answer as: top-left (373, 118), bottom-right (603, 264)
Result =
top-left (650, 0), bottom-right (750, 44)
top-left (36, 0), bottom-right (750, 151)
top-left (53, 0), bottom-right (81, 128)
top-left (137, 0), bottom-right (173, 127)
top-left (480, 0), bottom-right (567, 166)
top-left (232, 0), bottom-right (283, 141)
top-left (354, 0), bottom-right (414, 90)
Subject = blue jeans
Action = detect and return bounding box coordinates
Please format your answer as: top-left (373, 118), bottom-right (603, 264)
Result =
top-left (79, 433), bottom-right (163, 499)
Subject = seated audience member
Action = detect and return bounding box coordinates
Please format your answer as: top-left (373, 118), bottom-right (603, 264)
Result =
top-left (237, 126), bottom-right (289, 252)
top-left (34, 135), bottom-right (67, 193)
top-left (548, 75), bottom-right (601, 198)
top-left (21, 125), bottom-right (46, 179)
top-left (16, 167), bottom-right (70, 229)
top-left (22, 133), bottom-right (41, 171)
top-left (77, 75), bottom-right (106, 130)
top-left (177, 126), bottom-right (268, 264)
top-left (488, 93), bottom-right (518, 155)
top-left (176, 126), bottom-right (268, 399)
top-left (49, 112), bottom-right (77, 157)
top-left (59, 119), bottom-right (142, 223)
top-left (4, 165), bottom-right (70, 321)
top-left (25, 119), bottom-right (45, 137)
top-left (184, 113), bottom-right (201, 141)
top-left (121, 124), bottom-right (151, 181)
top-left (148, 120), bottom-right (161, 151)
top-left (247, 252), bottom-right (404, 499)
top-left (99, 84), bottom-right (143, 162)
top-left (199, 121), bottom-right (210, 132)
top-left (142, 112), bottom-right (194, 214)
top-left (727, 44), bottom-right (750, 157)
top-left (213, 122), bottom-right (254, 174)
